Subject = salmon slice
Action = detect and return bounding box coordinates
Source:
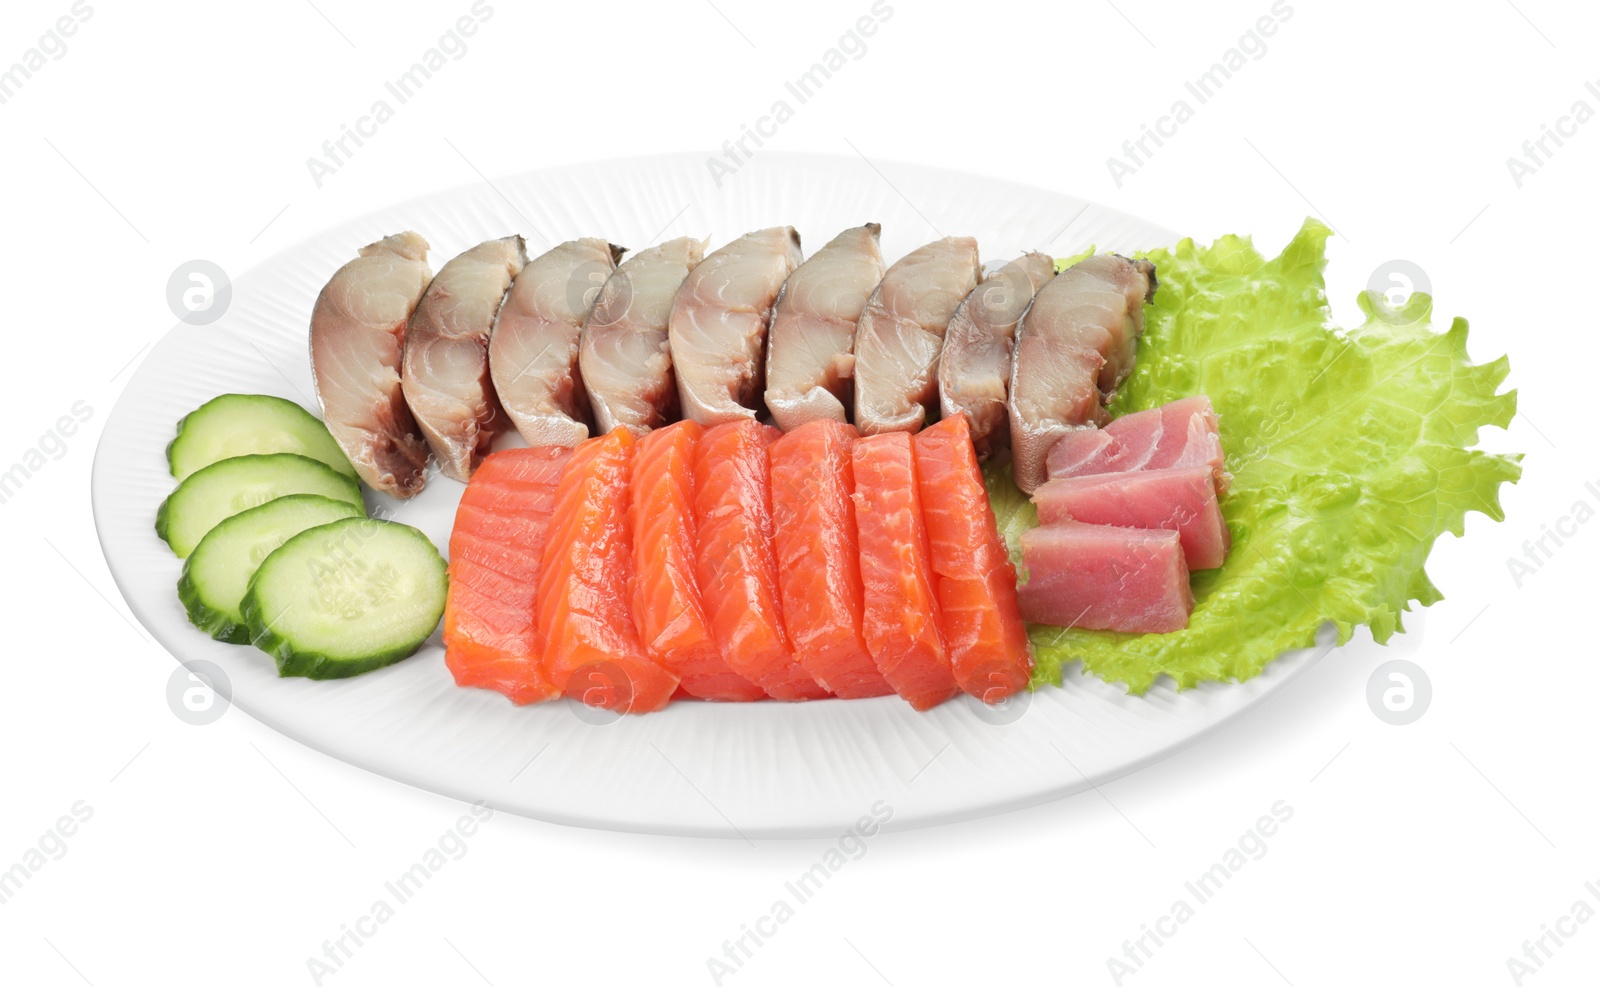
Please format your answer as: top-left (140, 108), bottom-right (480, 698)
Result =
top-left (694, 421), bottom-right (829, 701)
top-left (537, 428), bottom-right (679, 712)
top-left (770, 421), bottom-right (893, 699)
top-left (443, 447), bottom-right (570, 703)
top-left (632, 421), bottom-right (767, 701)
top-left (913, 416), bottom-right (1033, 703)
top-left (852, 432), bottom-right (958, 710)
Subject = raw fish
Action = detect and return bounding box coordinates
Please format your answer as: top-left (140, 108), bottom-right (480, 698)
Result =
top-left (937, 252), bottom-right (1055, 458)
top-left (490, 239), bottom-right (622, 448)
top-left (632, 421), bottom-right (767, 701)
top-left (1009, 253), bottom-right (1156, 492)
top-left (853, 237), bottom-right (981, 435)
top-left (769, 419), bottom-right (892, 699)
top-left (443, 447), bottom-right (570, 704)
top-left (764, 224), bottom-right (886, 431)
top-left (914, 416), bottom-right (1033, 702)
top-left (401, 236), bottom-right (525, 481)
top-left (1046, 395), bottom-right (1228, 494)
top-left (671, 227), bottom-right (803, 425)
top-left (853, 432), bottom-right (958, 709)
top-left (308, 231), bottom-right (434, 497)
top-left (580, 237), bottom-right (705, 435)
top-left (695, 420), bottom-right (829, 700)
top-left (1016, 523), bottom-right (1192, 633)
top-left (537, 428), bottom-right (679, 712)
top-left (1033, 466), bottom-right (1230, 570)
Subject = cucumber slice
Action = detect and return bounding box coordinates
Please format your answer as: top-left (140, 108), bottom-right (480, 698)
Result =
top-left (241, 518), bottom-right (447, 679)
top-left (156, 453), bottom-right (364, 558)
top-left (177, 495), bottom-right (365, 643)
top-left (167, 394), bottom-right (356, 481)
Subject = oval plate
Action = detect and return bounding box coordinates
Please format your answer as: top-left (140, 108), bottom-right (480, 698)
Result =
top-left (92, 152), bottom-right (1324, 838)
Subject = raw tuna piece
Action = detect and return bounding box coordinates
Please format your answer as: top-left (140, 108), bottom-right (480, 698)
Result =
top-left (853, 432), bottom-right (959, 709)
top-left (913, 416), bottom-right (1033, 702)
top-left (537, 428), bottom-right (679, 712)
top-left (1017, 523), bottom-right (1193, 633)
top-left (1046, 395), bottom-right (1228, 494)
top-left (770, 420), bottom-right (892, 698)
top-left (1032, 466), bottom-right (1230, 570)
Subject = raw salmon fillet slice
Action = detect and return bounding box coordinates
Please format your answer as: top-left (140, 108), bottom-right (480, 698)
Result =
top-left (770, 420), bottom-right (893, 699)
top-left (853, 432), bottom-right (958, 710)
top-left (694, 421), bottom-right (830, 701)
top-left (914, 416), bottom-right (1033, 703)
top-left (443, 447), bottom-right (570, 704)
top-left (632, 420), bottom-right (766, 701)
top-left (537, 428), bottom-right (679, 713)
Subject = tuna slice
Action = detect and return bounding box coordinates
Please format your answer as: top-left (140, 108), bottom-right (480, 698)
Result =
top-left (937, 252), bottom-right (1056, 458)
top-left (579, 237), bottom-right (706, 436)
top-left (401, 235), bottom-right (526, 481)
top-left (1009, 253), bottom-right (1157, 493)
top-left (490, 238), bottom-right (623, 448)
top-left (308, 231), bottom-right (434, 498)
top-left (1032, 466), bottom-right (1230, 570)
top-left (764, 224), bottom-right (886, 432)
top-left (1044, 428), bottom-right (1114, 478)
top-left (854, 237), bottom-right (981, 435)
top-left (1046, 394), bottom-right (1229, 495)
top-left (1016, 523), bottom-right (1193, 634)
top-left (671, 227), bottom-right (803, 426)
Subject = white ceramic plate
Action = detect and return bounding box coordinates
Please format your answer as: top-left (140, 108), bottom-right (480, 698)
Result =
top-left (92, 152), bottom-right (1325, 838)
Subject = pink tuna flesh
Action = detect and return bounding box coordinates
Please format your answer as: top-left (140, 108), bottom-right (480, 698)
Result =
top-left (1032, 466), bottom-right (1230, 570)
top-left (1016, 523), bottom-right (1192, 633)
top-left (1046, 394), bottom-right (1228, 495)
top-left (1148, 396), bottom-right (1228, 493)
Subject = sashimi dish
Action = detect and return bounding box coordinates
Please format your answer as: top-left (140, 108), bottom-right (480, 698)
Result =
top-left (152, 215), bottom-right (1521, 717)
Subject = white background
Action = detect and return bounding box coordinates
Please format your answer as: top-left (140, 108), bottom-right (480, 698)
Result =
top-left (1, 0), bottom-right (1594, 984)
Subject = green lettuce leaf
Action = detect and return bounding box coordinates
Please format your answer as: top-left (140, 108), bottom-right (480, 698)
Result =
top-left (998, 218), bottom-right (1521, 693)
